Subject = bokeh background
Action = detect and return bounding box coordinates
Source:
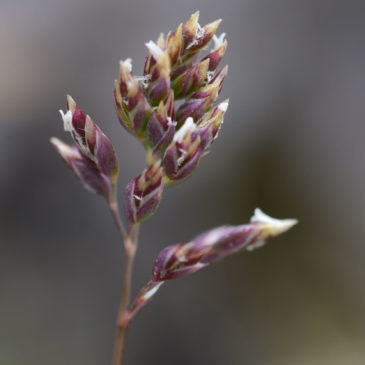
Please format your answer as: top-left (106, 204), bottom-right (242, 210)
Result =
top-left (1, 0), bottom-right (365, 364)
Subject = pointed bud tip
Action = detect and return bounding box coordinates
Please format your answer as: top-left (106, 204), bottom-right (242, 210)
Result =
top-left (251, 208), bottom-right (298, 236)
top-left (212, 32), bottom-right (227, 50)
top-left (59, 109), bottom-right (73, 132)
top-left (50, 136), bottom-right (60, 147)
top-left (218, 100), bottom-right (229, 112)
top-left (206, 19), bottom-right (222, 32)
top-left (65, 94), bottom-right (76, 114)
top-left (50, 136), bottom-right (68, 153)
top-left (120, 58), bottom-right (133, 73)
top-left (50, 137), bottom-right (80, 160)
top-left (173, 117), bottom-right (196, 143)
top-left (66, 94), bottom-right (75, 104)
top-left (191, 10), bottom-right (200, 21)
top-left (145, 41), bottom-right (165, 61)
top-left (221, 65), bottom-right (229, 73)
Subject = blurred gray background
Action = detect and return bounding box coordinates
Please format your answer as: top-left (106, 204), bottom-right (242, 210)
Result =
top-left (1, 0), bottom-right (365, 364)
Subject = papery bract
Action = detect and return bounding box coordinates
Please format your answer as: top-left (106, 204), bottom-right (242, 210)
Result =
top-left (175, 66), bottom-right (228, 125)
top-left (51, 138), bottom-right (113, 197)
top-left (171, 59), bottom-right (209, 99)
top-left (144, 39), bottom-right (171, 106)
top-left (194, 99), bottom-right (229, 150)
top-left (144, 91), bottom-right (176, 158)
top-left (124, 160), bottom-right (165, 225)
top-left (202, 33), bottom-right (227, 72)
top-left (114, 59), bottom-right (153, 138)
top-left (51, 96), bottom-right (118, 199)
top-left (182, 11), bottom-right (221, 55)
top-left (162, 117), bottom-right (204, 183)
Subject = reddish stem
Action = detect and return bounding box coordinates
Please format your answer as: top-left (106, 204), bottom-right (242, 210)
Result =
top-left (111, 223), bottom-right (139, 365)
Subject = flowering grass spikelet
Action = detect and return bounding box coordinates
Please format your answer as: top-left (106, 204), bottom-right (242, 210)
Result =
top-left (152, 209), bottom-right (297, 281)
top-left (114, 59), bottom-right (153, 138)
top-left (124, 159), bottom-right (164, 225)
top-left (51, 96), bottom-right (118, 199)
top-left (163, 117), bottom-right (203, 183)
top-left (144, 91), bottom-right (176, 158)
top-left (50, 11), bottom-right (298, 365)
top-left (127, 209), bottom-right (297, 314)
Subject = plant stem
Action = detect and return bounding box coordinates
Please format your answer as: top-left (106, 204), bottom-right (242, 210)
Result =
top-left (108, 195), bottom-right (127, 241)
top-left (108, 188), bottom-right (140, 365)
top-left (112, 250), bottom-right (133, 365)
top-left (112, 224), bottom-right (140, 365)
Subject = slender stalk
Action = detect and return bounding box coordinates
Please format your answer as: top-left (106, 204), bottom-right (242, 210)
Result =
top-left (112, 224), bottom-right (140, 365)
top-left (107, 190), bottom-right (139, 365)
top-left (112, 249), bottom-right (133, 365)
top-left (108, 194), bottom-right (127, 241)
